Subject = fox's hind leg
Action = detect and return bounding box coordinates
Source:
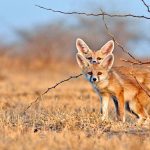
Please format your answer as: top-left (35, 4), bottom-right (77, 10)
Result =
top-left (125, 101), bottom-right (139, 118)
top-left (112, 96), bottom-right (121, 121)
top-left (129, 98), bottom-right (148, 125)
top-left (116, 92), bottom-right (125, 122)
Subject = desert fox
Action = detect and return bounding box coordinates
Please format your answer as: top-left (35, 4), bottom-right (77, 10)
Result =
top-left (76, 39), bottom-right (119, 118)
top-left (76, 38), bottom-right (114, 64)
top-left (76, 53), bottom-right (150, 124)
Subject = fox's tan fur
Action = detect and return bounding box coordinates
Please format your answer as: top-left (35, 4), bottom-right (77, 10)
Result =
top-left (114, 66), bottom-right (150, 91)
top-left (76, 53), bottom-right (150, 124)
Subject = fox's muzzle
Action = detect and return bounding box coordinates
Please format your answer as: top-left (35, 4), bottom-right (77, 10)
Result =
top-left (93, 77), bottom-right (97, 82)
top-left (92, 60), bottom-right (97, 64)
top-left (90, 76), bottom-right (98, 83)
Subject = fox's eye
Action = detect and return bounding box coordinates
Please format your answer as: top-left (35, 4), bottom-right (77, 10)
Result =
top-left (97, 72), bottom-right (102, 75)
top-left (97, 57), bottom-right (102, 60)
top-left (87, 57), bottom-right (92, 60)
top-left (88, 72), bottom-right (93, 75)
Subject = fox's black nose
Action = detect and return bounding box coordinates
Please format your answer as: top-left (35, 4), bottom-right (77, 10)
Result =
top-left (92, 61), bottom-right (97, 64)
top-left (93, 78), bottom-right (97, 82)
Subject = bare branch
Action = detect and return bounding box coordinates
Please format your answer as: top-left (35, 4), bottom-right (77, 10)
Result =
top-left (141, 0), bottom-right (150, 12)
top-left (121, 58), bottom-right (150, 65)
top-left (34, 4), bottom-right (150, 65)
top-left (131, 74), bottom-right (150, 98)
top-left (22, 73), bottom-right (82, 113)
top-left (101, 10), bottom-right (150, 65)
top-left (35, 5), bottom-right (150, 20)
top-left (101, 10), bottom-right (141, 63)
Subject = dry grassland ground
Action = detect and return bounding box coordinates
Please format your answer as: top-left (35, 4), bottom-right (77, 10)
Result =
top-left (0, 64), bottom-right (150, 150)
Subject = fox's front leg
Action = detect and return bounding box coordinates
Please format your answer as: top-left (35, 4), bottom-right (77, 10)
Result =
top-left (116, 92), bottom-right (125, 122)
top-left (99, 96), bottom-right (103, 114)
top-left (100, 93), bottom-right (110, 121)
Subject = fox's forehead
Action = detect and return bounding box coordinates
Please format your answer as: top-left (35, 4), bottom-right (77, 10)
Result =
top-left (92, 50), bottom-right (96, 54)
top-left (92, 64), bottom-right (103, 70)
top-left (91, 51), bottom-right (96, 56)
top-left (84, 50), bottom-right (103, 58)
top-left (90, 50), bottom-right (103, 58)
top-left (86, 64), bottom-right (104, 72)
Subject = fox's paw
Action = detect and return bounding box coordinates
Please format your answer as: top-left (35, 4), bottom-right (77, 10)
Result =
top-left (142, 118), bottom-right (150, 128)
top-left (101, 115), bottom-right (109, 122)
top-left (116, 116), bottom-right (125, 123)
top-left (136, 117), bottom-right (146, 126)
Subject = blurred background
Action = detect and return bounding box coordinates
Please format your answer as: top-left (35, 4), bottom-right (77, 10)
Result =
top-left (0, 1), bottom-right (150, 147)
top-left (0, 0), bottom-right (149, 70)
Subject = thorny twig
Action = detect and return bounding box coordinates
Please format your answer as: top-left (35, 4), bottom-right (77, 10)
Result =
top-left (130, 73), bottom-right (150, 98)
top-left (23, 73), bottom-right (82, 113)
top-left (101, 10), bottom-right (142, 63)
top-left (35, 5), bottom-right (150, 20)
top-left (141, 0), bottom-right (150, 13)
top-left (101, 9), bottom-right (150, 65)
top-left (121, 58), bottom-right (150, 65)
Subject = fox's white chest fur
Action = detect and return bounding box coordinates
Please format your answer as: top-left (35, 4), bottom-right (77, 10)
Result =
top-left (91, 79), bottom-right (109, 95)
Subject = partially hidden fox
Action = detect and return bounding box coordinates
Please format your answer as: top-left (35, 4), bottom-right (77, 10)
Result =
top-left (76, 38), bottom-right (114, 64)
top-left (76, 53), bottom-right (150, 124)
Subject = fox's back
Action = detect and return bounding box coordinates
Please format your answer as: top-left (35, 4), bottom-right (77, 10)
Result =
top-left (114, 66), bottom-right (150, 90)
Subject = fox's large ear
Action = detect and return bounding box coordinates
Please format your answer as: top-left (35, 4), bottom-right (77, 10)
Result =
top-left (101, 54), bottom-right (114, 70)
top-left (99, 40), bottom-right (114, 56)
top-left (76, 53), bottom-right (90, 69)
top-left (76, 38), bottom-right (90, 54)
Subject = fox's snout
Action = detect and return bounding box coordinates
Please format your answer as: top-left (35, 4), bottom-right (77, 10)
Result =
top-left (91, 60), bottom-right (97, 64)
top-left (91, 76), bottom-right (98, 83)
top-left (92, 77), bottom-right (97, 82)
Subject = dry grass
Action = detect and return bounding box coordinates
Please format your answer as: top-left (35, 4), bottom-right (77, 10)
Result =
top-left (0, 65), bottom-right (150, 150)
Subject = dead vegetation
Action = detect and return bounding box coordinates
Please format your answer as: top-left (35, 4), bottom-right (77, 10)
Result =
top-left (0, 65), bottom-right (149, 150)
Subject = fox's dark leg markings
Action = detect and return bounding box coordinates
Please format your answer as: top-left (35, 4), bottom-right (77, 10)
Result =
top-left (112, 97), bottom-right (139, 119)
top-left (100, 96), bottom-right (103, 114)
top-left (125, 101), bottom-right (139, 118)
top-left (112, 96), bottom-right (119, 116)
